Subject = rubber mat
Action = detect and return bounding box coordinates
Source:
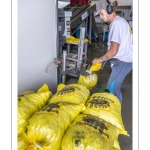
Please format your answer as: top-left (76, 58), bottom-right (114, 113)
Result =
top-left (97, 82), bottom-right (107, 92)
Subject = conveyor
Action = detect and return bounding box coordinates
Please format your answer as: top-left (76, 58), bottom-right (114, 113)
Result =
top-left (63, 3), bottom-right (96, 34)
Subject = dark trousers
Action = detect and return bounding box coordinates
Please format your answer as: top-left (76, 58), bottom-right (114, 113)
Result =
top-left (105, 61), bottom-right (132, 103)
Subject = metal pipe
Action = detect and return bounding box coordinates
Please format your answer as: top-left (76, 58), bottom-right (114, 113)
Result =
top-left (84, 42), bottom-right (88, 64)
top-left (77, 27), bottom-right (85, 70)
top-left (62, 50), bottom-right (67, 84)
top-left (88, 15), bottom-right (92, 44)
top-left (67, 43), bottom-right (70, 53)
top-left (59, 45), bottom-right (62, 57)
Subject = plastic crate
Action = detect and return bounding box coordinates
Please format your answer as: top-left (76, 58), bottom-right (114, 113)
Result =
top-left (70, 0), bottom-right (78, 5)
top-left (79, 0), bottom-right (89, 5)
top-left (70, 0), bottom-right (89, 5)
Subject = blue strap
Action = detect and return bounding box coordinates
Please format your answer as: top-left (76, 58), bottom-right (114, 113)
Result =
top-left (109, 79), bottom-right (116, 93)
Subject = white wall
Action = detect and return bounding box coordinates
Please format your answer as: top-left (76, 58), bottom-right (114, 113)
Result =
top-left (116, 8), bottom-right (132, 20)
top-left (18, 0), bottom-right (59, 94)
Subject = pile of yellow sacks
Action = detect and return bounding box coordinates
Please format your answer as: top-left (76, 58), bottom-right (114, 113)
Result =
top-left (18, 83), bottom-right (90, 150)
top-left (18, 82), bottom-right (128, 150)
top-left (61, 92), bottom-right (128, 150)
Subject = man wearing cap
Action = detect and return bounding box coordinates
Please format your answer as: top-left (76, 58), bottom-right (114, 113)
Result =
top-left (92, 0), bottom-right (133, 103)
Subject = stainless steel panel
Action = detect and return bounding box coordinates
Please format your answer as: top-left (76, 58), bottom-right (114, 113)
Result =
top-left (18, 0), bottom-right (58, 94)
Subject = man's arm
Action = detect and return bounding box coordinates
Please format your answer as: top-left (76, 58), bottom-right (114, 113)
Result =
top-left (92, 41), bottom-right (120, 64)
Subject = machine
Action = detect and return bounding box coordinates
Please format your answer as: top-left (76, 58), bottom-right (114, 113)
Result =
top-left (18, 0), bottom-right (96, 94)
top-left (55, 0), bottom-right (96, 84)
top-left (64, 2), bottom-right (96, 35)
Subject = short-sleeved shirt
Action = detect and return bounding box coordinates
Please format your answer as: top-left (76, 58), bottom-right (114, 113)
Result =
top-left (107, 15), bottom-right (133, 62)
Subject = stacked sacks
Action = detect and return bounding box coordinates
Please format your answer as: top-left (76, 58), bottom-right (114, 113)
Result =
top-left (22, 103), bottom-right (85, 150)
top-left (57, 83), bottom-right (66, 92)
top-left (50, 84), bottom-right (90, 105)
top-left (18, 83), bottom-right (51, 136)
top-left (18, 84), bottom-right (51, 150)
top-left (18, 136), bottom-right (29, 150)
top-left (82, 92), bottom-right (128, 135)
top-left (78, 63), bottom-right (102, 90)
top-left (83, 92), bottom-right (128, 149)
top-left (22, 84), bottom-right (90, 150)
top-left (61, 114), bottom-right (121, 150)
top-left (61, 92), bottom-right (128, 150)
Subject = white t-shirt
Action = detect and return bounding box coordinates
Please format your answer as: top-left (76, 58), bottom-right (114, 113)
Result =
top-left (107, 16), bottom-right (133, 62)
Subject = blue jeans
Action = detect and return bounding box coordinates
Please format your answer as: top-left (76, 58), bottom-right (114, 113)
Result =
top-left (105, 60), bottom-right (132, 104)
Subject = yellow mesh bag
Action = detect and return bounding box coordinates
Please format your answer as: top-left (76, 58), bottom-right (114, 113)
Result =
top-left (89, 63), bottom-right (102, 72)
top-left (45, 94), bottom-right (54, 105)
top-left (25, 144), bottom-right (38, 150)
top-left (112, 138), bottom-right (121, 150)
top-left (18, 84), bottom-right (51, 136)
top-left (78, 70), bottom-right (98, 90)
top-left (82, 92), bottom-right (128, 135)
top-left (61, 114), bottom-right (120, 150)
top-left (66, 35), bottom-right (88, 43)
top-left (22, 102), bottom-right (84, 150)
top-left (25, 143), bottom-right (46, 150)
top-left (57, 83), bottom-right (66, 92)
top-left (18, 135), bottom-right (28, 150)
top-left (49, 84), bottom-right (90, 105)
top-left (37, 83), bottom-right (50, 93)
top-left (18, 91), bottom-right (35, 97)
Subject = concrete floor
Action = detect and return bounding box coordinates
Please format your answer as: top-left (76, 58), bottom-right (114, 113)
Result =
top-left (66, 39), bottom-right (132, 150)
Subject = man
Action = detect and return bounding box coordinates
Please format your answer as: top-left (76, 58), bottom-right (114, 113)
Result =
top-left (92, 0), bottom-right (133, 103)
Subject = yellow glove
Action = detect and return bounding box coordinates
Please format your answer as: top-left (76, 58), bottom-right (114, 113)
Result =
top-left (89, 63), bottom-right (102, 72)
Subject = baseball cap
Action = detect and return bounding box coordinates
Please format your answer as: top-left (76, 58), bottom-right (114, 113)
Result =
top-left (94, 0), bottom-right (113, 16)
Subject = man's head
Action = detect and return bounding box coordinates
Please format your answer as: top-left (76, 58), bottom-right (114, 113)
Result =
top-left (95, 0), bottom-right (117, 22)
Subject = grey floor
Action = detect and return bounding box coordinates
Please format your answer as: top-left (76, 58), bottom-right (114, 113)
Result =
top-left (66, 39), bottom-right (132, 150)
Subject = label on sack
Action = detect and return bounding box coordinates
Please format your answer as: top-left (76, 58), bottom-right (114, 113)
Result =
top-left (86, 70), bottom-right (94, 80)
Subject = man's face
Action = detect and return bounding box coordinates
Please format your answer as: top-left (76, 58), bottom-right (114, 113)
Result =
top-left (99, 9), bottom-right (110, 22)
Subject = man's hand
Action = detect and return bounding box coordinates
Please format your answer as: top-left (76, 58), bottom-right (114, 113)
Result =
top-left (92, 58), bottom-right (103, 65)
